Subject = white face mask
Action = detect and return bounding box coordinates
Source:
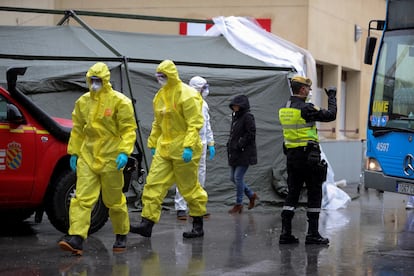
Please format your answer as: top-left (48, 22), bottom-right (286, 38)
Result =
top-left (306, 91), bottom-right (313, 103)
top-left (155, 73), bottom-right (167, 87)
top-left (200, 84), bottom-right (209, 98)
top-left (90, 77), bottom-right (103, 92)
top-left (201, 89), bottom-right (209, 98)
top-left (91, 82), bottom-right (102, 92)
top-left (157, 76), bottom-right (167, 86)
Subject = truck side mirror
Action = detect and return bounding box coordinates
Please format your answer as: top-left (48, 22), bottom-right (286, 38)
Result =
top-left (7, 104), bottom-right (25, 125)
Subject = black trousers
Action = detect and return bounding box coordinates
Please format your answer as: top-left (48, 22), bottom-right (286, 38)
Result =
top-left (283, 148), bottom-right (323, 210)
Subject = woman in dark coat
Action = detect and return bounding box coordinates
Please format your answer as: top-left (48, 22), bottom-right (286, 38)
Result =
top-left (227, 95), bottom-right (258, 213)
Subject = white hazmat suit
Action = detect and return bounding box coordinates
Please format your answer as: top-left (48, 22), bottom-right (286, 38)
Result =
top-left (175, 76), bottom-right (215, 214)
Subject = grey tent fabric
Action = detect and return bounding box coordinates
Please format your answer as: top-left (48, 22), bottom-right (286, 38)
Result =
top-left (0, 25), bottom-right (294, 206)
top-left (0, 25), bottom-right (276, 66)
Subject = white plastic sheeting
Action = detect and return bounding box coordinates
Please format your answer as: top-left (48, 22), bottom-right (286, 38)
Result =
top-left (205, 16), bottom-right (318, 90)
top-left (321, 150), bottom-right (351, 210)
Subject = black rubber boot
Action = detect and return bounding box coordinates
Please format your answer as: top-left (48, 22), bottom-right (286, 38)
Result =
top-left (113, 234), bottom-right (127, 252)
top-left (279, 210), bottom-right (299, 244)
top-left (58, 235), bottom-right (84, 256)
top-left (305, 212), bottom-right (329, 245)
top-left (305, 233), bottom-right (329, 245)
top-left (130, 217), bottom-right (154, 237)
top-left (183, 216), bottom-right (204, 238)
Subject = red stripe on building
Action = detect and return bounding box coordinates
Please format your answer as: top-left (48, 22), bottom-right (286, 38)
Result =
top-left (180, 18), bottom-right (271, 36)
top-left (179, 22), bottom-right (188, 35)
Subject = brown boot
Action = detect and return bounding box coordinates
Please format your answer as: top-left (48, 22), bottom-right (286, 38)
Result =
top-left (228, 204), bottom-right (243, 214)
top-left (248, 193), bottom-right (258, 210)
top-left (58, 235), bottom-right (83, 256)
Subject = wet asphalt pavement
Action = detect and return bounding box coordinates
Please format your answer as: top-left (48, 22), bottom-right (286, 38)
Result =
top-left (0, 183), bottom-right (413, 276)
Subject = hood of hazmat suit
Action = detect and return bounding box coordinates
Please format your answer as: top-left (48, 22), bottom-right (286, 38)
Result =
top-left (189, 76), bottom-right (207, 92)
top-left (189, 76), bottom-right (213, 146)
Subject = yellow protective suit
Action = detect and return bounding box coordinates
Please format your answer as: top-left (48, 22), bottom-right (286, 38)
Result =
top-left (142, 59), bottom-right (207, 223)
top-left (67, 62), bottom-right (137, 239)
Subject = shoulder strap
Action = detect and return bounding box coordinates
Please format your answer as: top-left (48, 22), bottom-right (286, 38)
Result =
top-left (285, 100), bottom-right (291, 108)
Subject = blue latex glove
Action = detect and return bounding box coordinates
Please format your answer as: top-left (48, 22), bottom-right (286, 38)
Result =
top-left (208, 145), bottom-right (215, 160)
top-left (69, 155), bottom-right (78, 172)
top-left (116, 153), bottom-right (128, 170)
top-left (151, 148), bottom-right (156, 156)
top-left (182, 147), bottom-right (193, 163)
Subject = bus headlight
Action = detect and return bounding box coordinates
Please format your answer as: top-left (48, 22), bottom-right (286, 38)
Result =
top-left (366, 157), bottom-right (382, 172)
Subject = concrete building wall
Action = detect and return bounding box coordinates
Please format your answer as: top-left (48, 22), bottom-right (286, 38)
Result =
top-left (55, 0), bottom-right (312, 42)
top-left (321, 140), bottom-right (364, 184)
top-left (305, 0), bottom-right (385, 142)
top-left (0, 0), bottom-right (56, 25)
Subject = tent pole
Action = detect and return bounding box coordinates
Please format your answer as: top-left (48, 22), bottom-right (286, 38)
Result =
top-left (56, 10), bottom-right (71, 25)
top-left (122, 56), bottom-right (149, 173)
top-left (60, 10), bottom-right (149, 173)
top-left (65, 10), bottom-right (122, 57)
top-left (64, 10), bottom-right (149, 172)
top-left (0, 6), bottom-right (213, 25)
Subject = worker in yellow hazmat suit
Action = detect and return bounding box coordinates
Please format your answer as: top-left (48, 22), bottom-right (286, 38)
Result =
top-left (58, 62), bottom-right (137, 255)
top-left (130, 60), bottom-right (208, 239)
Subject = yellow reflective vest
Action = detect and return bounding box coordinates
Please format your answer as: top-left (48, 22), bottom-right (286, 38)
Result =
top-left (279, 100), bottom-right (319, 148)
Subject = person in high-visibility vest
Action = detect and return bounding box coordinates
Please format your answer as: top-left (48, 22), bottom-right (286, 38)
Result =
top-left (278, 75), bottom-right (336, 245)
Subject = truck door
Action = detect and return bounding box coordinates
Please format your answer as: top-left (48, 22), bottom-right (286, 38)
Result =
top-left (0, 94), bottom-right (36, 202)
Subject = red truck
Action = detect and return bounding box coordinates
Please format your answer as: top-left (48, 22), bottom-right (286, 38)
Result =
top-left (0, 67), bottom-right (140, 234)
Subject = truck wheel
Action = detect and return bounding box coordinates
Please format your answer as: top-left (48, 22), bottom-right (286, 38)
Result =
top-left (45, 171), bottom-right (109, 234)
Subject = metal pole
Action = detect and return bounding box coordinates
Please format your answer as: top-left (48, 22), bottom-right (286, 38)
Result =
top-left (0, 6), bottom-right (214, 24)
top-left (67, 10), bottom-right (149, 172)
top-left (121, 56), bottom-right (149, 172)
top-left (66, 10), bottom-right (122, 57)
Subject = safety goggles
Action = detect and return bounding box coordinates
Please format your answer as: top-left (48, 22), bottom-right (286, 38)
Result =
top-left (155, 72), bottom-right (167, 78)
top-left (156, 72), bottom-right (167, 82)
top-left (90, 76), bottom-right (102, 84)
top-left (201, 83), bottom-right (209, 92)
